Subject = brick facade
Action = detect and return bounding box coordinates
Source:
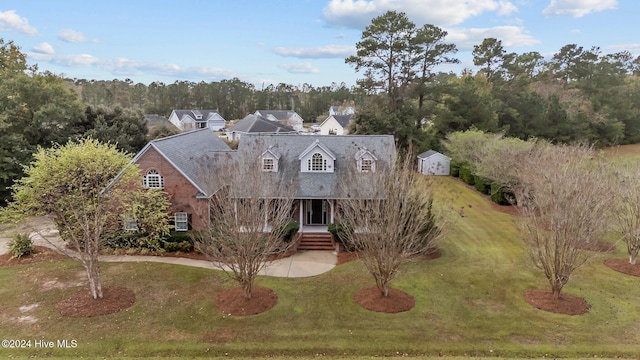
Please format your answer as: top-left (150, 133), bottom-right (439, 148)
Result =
top-left (135, 147), bottom-right (210, 231)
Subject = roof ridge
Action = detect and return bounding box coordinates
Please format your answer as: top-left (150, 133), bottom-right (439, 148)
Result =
top-left (151, 128), bottom-right (211, 143)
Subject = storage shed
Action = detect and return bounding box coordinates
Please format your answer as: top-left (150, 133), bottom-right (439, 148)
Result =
top-left (417, 150), bottom-right (450, 176)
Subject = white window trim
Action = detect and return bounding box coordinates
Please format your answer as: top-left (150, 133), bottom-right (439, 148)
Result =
top-left (124, 217), bottom-right (138, 231)
top-left (262, 157), bottom-right (275, 172)
top-left (360, 158), bottom-right (374, 172)
top-left (144, 169), bottom-right (164, 189)
top-left (308, 152), bottom-right (327, 172)
top-left (174, 212), bottom-right (188, 231)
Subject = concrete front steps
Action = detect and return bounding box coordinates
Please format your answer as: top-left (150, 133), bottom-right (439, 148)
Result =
top-left (297, 232), bottom-right (335, 251)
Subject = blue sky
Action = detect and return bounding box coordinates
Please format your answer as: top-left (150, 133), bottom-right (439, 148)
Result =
top-left (0, 0), bottom-right (636, 88)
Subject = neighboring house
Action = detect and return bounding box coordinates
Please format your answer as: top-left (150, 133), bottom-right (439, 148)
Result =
top-left (254, 110), bottom-right (304, 131)
top-left (319, 114), bottom-right (353, 135)
top-left (329, 105), bottom-right (355, 116)
top-left (168, 110), bottom-right (227, 131)
top-left (417, 150), bottom-right (451, 176)
top-left (226, 114), bottom-right (297, 141)
top-left (123, 132), bottom-right (396, 250)
top-left (130, 128), bottom-right (232, 230)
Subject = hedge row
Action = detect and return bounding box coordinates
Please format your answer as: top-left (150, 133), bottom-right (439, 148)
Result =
top-left (451, 161), bottom-right (513, 206)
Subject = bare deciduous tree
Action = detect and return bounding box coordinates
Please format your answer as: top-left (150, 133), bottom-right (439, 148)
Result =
top-left (337, 154), bottom-right (446, 297)
top-left (613, 162), bottom-right (640, 265)
top-left (195, 146), bottom-right (296, 299)
top-left (510, 143), bottom-right (615, 299)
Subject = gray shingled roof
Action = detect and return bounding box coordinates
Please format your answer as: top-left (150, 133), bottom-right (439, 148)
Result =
top-left (227, 114), bottom-right (297, 134)
top-left (141, 128), bottom-right (232, 197)
top-left (417, 150), bottom-right (448, 159)
top-left (172, 110), bottom-right (225, 122)
top-left (236, 134), bottom-right (396, 199)
top-left (333, 114), bottom-right (353, 128)
top-left (255, 110), bottom-right (299, 121)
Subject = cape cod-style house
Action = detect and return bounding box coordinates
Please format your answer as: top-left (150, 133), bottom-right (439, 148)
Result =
top-left (125, 129), bottom-right (396, 250)
top-left (254, 110), bottom-right (304, 131)
top-left (168, 110), bottom-right (227, 131)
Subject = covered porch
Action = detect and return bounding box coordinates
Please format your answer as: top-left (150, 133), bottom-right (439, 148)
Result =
top-left (294, 199), bottom-right (336, 250)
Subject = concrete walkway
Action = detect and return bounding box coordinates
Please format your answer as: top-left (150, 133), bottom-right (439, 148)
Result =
top-left (0, 227), bottom-right (337, 278)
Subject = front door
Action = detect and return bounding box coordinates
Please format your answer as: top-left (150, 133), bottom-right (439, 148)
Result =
top-left (305, 199), bottom-right (327, 225)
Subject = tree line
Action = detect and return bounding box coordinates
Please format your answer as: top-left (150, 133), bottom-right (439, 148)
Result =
top-left (2, 10), bottom-right (640, 203)
top-left (346, 11), bottom-right (640, 152)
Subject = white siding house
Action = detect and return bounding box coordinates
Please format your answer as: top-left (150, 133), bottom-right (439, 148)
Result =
top-left (319, 114), bottom-right (352, 135)
top-left (168, 110), bottom-right (227, 131)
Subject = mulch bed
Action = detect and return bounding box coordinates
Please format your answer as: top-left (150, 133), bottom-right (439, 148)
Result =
top-left (524, 289), bottom-right (590, 315)
top-left (0, 246), bottom-right (67, 266)
top-left (56, 286), bottom-right (135, 317)
top-left (354, 286), bottom-right (415, 313)
top-left (604, 258), bottom-right (640, 277)
top-left (215, 286), bottom-right (278, 316)
top-left (490, 202), bottom-right (519, 216)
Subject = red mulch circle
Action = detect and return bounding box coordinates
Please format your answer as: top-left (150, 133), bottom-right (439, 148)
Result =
top-left (604, 258), bottom-right (640, 277)
top-left (56, 286), bottom-right (135, 317)
top-left (0, 246), bottom-right (67, 266)
top-left (524, 289), bottom-right (590, 315)
top-left (215, 286), bottom-right (278, 316)
top-left (354, 286), bottom-right (415, 313)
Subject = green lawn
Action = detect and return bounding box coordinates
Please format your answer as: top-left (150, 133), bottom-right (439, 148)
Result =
top-left (1, 177), bottom-right (639, 359)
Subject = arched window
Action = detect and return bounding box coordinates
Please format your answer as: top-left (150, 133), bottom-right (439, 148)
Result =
top-left (308, 153), bottom-right (326, 171)
top-left (143, 169), bottom-right (164, 189)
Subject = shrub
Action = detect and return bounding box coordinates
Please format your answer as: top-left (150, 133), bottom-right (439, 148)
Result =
top-left (490, 182), bottom-right (513, 205)
top-left (162, 231), bottom-right (195, 252)
top-left (275, 220), bottom-right (300, 244)
top-left (162, 240), bottom-right (193, 253)
top-left (103, 230), bottom-right (162, 251)
top-left (459, 163), bottom-right (475, 185)
top-left (8, 233), bottom-right (35, 259)
top-left (474, 175), bottom-right (491, 194)
top-left (449, 160), bottom-right (461, 177)
top-left (328, 222), bottom-right (356, 251)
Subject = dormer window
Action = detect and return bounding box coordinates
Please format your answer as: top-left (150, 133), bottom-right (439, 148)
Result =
top-left (299, 139), bottom-right (335, 173)
top-left (360, 159), bottom-right (373, 172)
top-left (261, 146), bottom-right (280, 172)
top-left (355, 147), bottom-right (377, 173)
top-left (309, 153), bottom-right (327, 171)
top-left (262, 158), bottom-right (275, 172)
top-left (143, 169), bottom-right (164, 189)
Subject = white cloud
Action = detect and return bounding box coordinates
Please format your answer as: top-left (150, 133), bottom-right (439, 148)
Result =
top-left (27, 51), bottom-right (238, 81)
top-left (0, 10), bottom-right (38, 35)
top-left (322, 0), bottom-right (518, 28)
top-left (58, 29), bottom-right (93, 43)
top-left (607, 43), bottom-right (640, 52)
top-left (279, 62), bottom-right (320, 74)
top-left (273, 45), bottom-right (355, 58)
top-left (542, 0), bottom-right (618, 18)
top-left (32, 42), bottom-right (54, 55)
top-left (446, 26), bottom-right (540, 50)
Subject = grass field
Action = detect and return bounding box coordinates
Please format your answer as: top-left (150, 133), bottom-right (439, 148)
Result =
top-left (1, 177), bottom-right (639, 359)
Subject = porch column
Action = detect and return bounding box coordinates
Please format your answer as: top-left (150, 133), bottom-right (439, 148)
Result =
top-left (298, 199), bottom-right (304, 233)
top-left (329, 199), bottom-right (335, 224)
